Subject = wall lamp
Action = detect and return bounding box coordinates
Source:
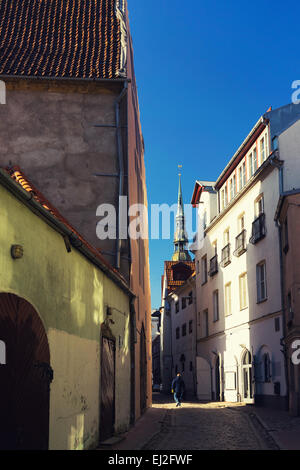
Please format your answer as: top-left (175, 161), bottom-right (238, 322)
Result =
top-left (11, 245), bottom-right (24, 259)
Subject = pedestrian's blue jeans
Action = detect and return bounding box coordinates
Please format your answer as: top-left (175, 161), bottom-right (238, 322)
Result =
top-left (174, 392), bottom-right (182, 404)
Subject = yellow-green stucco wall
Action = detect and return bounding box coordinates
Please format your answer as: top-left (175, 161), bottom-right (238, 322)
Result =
top-left (0, 183), bottom-right (131, 449)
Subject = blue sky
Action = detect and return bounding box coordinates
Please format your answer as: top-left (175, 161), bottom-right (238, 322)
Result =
top-left (127, 0), bottom-right (300, 309)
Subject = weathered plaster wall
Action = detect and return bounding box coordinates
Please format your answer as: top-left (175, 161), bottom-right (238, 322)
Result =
top-left (0, 79), bottom-right (123, 270)
top-left (0, 183), bottom-right (131, 449)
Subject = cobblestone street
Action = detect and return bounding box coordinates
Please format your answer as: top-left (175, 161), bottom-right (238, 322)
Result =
top-left (142, 394), bottom-right (277, 450)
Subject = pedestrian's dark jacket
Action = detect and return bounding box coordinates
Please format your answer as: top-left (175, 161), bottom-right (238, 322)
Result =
top-left (171, 376), bottom-right (185, 394)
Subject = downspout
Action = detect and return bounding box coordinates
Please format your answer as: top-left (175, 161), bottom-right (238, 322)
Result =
top-left (129, 298), bottom-right (136, 425)
top-left (115, 81), bottom-right (128, 270)
top-left (272, 156), bottom-right (289, 409)
top-left (192, 290), bottom-right (197, 397)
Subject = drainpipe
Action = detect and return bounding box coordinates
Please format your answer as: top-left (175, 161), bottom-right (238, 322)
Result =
top-left (272, 157), bottom-right (289, 409)
top-left (129, 298), bottom-right (136, 425)
top-left (115, 81), bottom-right (128, 270)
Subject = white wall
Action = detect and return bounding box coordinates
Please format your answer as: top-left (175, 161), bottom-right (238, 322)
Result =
top-left (194, 165), bottom-right (286, 403)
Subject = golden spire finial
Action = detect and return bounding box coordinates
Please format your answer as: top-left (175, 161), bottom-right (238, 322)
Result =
top-left (178, 164), bottom-right (182, 177)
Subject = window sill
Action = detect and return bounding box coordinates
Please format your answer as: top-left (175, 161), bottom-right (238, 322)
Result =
top-left (257, 298), bottom-right (268, 304)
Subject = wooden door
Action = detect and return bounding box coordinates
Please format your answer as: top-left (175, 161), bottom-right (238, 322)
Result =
top-left (100, 336), bottom-right (115, 441)
top-left (0, 293), bottom-right (51, 450)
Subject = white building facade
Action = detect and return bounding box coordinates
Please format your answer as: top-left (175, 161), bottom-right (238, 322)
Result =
top-left (167, 276), bottom-right (197, 396)
top-left (192, 103), bottom-right (300, 409)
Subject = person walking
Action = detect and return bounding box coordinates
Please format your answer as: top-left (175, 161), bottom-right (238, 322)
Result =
top-left (171, 373), bottom-right (185, 407)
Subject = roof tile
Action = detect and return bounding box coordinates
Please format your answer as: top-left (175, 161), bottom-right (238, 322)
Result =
top-left (0, 0), bottom-right (122, 79)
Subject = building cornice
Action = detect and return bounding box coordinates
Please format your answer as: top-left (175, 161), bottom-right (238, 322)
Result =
top-left (215, 117), bottom-right (269, 190)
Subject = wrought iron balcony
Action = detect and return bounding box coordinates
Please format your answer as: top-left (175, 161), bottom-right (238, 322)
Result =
top-left (209, 254), bottom-right (218, 276)
top-left (220, 244), bottom-right (231, 267)
top-left (250, 213), bottom-right (266, 244)
top-left (234, 229), bottom-right (247, 256)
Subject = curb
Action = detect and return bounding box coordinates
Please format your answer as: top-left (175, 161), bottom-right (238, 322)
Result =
top-left (247, 411), bottom-right (281, 450)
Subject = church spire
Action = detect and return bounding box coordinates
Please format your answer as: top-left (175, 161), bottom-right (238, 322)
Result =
top-left (172, 167), bottom-right (191, 262)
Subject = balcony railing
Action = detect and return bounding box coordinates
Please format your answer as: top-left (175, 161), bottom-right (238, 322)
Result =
top-left (220, 244), bottom-right (231, 267)
top-left (209, 254), bottom-right (218, 276)
top-left (250, 213), bottom-right (266, 244)
top-left (234, 229), bottom-right (247, 256)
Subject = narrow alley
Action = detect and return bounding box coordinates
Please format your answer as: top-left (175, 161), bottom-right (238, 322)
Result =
top-left (108, 393), bottom-right (289, 451)
top-left (142, 394), bottom-right (276, 450)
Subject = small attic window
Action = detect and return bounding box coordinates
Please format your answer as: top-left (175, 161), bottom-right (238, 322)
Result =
top-left (272, 136), bottom-right (278, 151)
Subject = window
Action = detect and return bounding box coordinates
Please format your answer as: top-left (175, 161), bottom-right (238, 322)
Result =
top-left (188, 291), bottom-right (193, 305)
top-left (209, 252), bottom-right (218, 276)
top-left (257, 262), bottom-right (267, 302)
top-left (203, 310), bottom-right (209, 337)
top-left (242, 161), bottom-right (246, 185)
top-left (251, 196), bottom-right (266, 244)
top-left (255, 195), bottom-right (264, 217)
top-left (248, 152), bottom-right (253, 178)
top-left (213, 290), bottom-right (219, 322)
top-left (239, 166), bottom-right (242, 191)
top-left (260, 136), bottom-right (266, 162)
top-left (182, 297), bottom-right (186, 310)
top-left (225, 282), bottom-right (232, 316)
top-left (221, 189), bottom-right (225, 210)
top-left (201, 255), bottom-right (208, 284)
top-left (189, 320), bottom-right (193, 333)
top-left (238, 162), bottom-right (246, 190)
top-left (274, 317), bottom-right (280, 332)
top-left (182, 323), bottom-right (187, 336)
top-left (238, 213), bottom-right (245, 232)
top-left (189, 361), bottom-right (193, 371)
top-left (249, 148), bottom-right (258, 177)
top-left (196, 260), bottom-right (200, 274)
top-left (263, 353), bottom-right (271, 382)
top-left (175, 302), bottom-right (179, 313)
top-left (176, 327), bottom-right (180, 339)
top-left (239, 273), bottom-right (248, 310)
top-left (253, 147), bottom-right (257, 172)
top-left (233, 174), bottom-right (236, 196)
top-left (230, 178), bottom-right (234, 200)
top-left (223, 229), bottom-right (230, 245)
top-left (221, 232), bottom-right (231, 267)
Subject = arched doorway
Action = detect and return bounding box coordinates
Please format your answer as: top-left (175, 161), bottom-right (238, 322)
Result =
top-left (0, 293), bottom-right (51, 449)
top-left (215, 355), bottom-right (221, 401)
top-left (242, 349), bottom-right (254, 404)
top-left (196, 357), bottom-right (211, 400)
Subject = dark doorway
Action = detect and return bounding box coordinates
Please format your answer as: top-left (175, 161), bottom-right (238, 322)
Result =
top-left (215, 356), bottom-right (220, 401)
top-left (140, 325), bottom-right (147, 415)
top-left (100, 336), bottom-right (116, 441)
top-left (242, 349), bottom-right (254, 403)
top-left (0, 293), bottom-right (51, 450)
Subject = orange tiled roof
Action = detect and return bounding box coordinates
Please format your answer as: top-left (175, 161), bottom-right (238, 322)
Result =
top-left (0, 0), bottom-right (123, 79)
top-left (7, 165), bottom-right (127, 284)
top-left (164, 260), bottom-right (195, 294)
